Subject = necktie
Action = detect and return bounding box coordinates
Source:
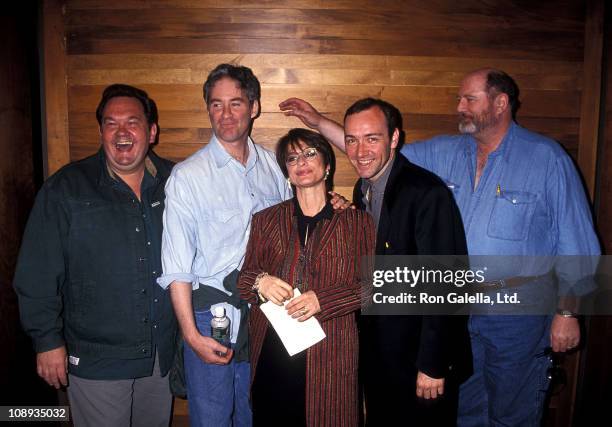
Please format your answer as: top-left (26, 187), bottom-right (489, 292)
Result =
top-left (365, 184), bottom-right (373, 212)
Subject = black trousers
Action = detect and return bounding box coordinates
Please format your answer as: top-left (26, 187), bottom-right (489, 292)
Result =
top-left (252, 327), bottom-right (307, 427)
top-left (359, 316), bottom-right (459, 427)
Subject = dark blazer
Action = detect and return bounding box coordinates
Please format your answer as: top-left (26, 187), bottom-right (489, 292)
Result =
top-left (238, 200), bottom-right (375, 427)
top-left (354, 154), bottom-right (471, 425)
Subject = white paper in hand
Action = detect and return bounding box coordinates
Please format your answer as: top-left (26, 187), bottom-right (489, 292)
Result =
top-left (259, 289), bottom-right (326, 356)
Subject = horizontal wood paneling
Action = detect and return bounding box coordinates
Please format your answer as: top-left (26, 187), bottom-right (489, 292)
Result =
top-left (63, 1), bottom-right (585, 60)
top-left (43, 1), bottom-right (599, 424)
top-left (70, 67), bottom-right (583, 90)
top-left (67, 53), bottom-right (582, 75)
top-left (55, 0), bottom-right (587, 202)
top-left (68, 83), bottom-right (582, 118)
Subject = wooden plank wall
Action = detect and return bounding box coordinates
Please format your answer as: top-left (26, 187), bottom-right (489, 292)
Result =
top-left (53, 0), bottom-right (589, 200)
top-left (43, 1), bottom-right (602, 424)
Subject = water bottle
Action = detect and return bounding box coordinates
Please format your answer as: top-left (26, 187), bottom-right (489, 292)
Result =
top-left (210, 306), bottom-right (230, 356)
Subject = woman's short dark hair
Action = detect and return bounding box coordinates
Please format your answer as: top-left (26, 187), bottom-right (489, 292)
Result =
top-left (276, 128), bottom-right (336, 193)
top-left (203, 63), bottom-right (261, 106)
top-left (95, 84), bottom-right (158, 127)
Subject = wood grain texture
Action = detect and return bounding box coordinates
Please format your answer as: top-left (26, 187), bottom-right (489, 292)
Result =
top-left (43, 3), bottom-right (608, 427)
top-left (578, 0), bottom-right (604, 199)
top-left (53, 3), bottom-right (591, 211)
top-left (43, 0), bottom-right (71, 176)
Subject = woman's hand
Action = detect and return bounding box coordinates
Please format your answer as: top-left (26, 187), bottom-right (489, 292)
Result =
top-left (258, 275), bottom-right (294, 305)
top-left (286, 290), bottom-right (321, 321)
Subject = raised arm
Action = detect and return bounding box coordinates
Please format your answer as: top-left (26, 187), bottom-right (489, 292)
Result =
top-left (279, 98), bottom-right (346, 151)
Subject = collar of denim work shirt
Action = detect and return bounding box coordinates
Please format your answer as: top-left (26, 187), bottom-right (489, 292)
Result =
top-left (209, 134), bottom-right (258, 172)
top-left (464, 121), bottom-right (517, 164)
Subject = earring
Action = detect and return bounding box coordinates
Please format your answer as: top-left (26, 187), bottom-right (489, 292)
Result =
top-left (287, 177), bottom-right (292, 187)
top-left (324, 170), bottom-right (330, 181)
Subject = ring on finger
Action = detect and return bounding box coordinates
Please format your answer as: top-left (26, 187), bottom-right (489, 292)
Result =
top-left (301, 307), bottom-right (308, 316)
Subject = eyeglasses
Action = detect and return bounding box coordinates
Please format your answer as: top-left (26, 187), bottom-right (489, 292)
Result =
top-left (286, 147), bottom-right (319, 165)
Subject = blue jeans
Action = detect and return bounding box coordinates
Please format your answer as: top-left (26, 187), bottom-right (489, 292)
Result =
top-left (458, 315), bottom-right (552, 427)
top-left (184, 309), bottom-right (252, 427)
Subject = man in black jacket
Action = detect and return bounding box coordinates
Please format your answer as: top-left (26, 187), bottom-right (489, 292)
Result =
top-left (13, 84), bottom-right (177, 426)
top-left (340, 98), bottom-right (471, 425)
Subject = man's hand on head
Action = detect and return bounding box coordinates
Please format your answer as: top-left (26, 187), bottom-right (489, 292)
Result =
top-left (279, 98), bottom-right (323, 129)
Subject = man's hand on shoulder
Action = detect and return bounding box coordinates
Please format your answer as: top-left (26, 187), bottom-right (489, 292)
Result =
top-left (329, 191), bottom-right (354, 211)
top-left (37, 346), bottom-right (68, 389)
top-left (416, 371), bottom-right (445, 400)
top-left (185, 333), bottom-right (234, 365)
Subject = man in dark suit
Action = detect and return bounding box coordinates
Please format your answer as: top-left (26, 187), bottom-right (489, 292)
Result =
top-left (343, 98), bottom-right (471, 426)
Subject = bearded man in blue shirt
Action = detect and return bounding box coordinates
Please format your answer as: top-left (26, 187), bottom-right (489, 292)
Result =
top-left (280, 68), bottom-right (600, 426)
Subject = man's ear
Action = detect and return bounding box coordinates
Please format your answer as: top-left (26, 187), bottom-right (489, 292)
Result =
top-left (390, 128), bottom-right (400, 149)
top-left (495, 93), bottom-right (509, 114)
top-left (148, 123), bottom-right (158, 145)
top-left (250, 100), bottom-right (260, 119)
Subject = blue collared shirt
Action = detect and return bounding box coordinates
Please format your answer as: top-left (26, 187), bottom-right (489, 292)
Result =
top-left (401, 122), bottom-right (600, 288)
top-left (158, 135), bottom-right (290, 294)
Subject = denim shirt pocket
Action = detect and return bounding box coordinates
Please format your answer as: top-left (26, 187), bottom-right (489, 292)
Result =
top-left (487, 190), bottom-right (538, 241)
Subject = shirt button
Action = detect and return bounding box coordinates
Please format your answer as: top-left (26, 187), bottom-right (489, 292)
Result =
top-left (135, 226), bottom-right (140, 232)
top-left (154, 298), bottom-right (159, 303)
top-left (152, 270), bottom-right (157, 275)
top-left (139, 257), bottom-right (147, 262)
top-left (147, 241), bottom-right (151, 246)
top-left (153, 324), bottom-right (158, 329)
top-left (142, 214), bottom-right (146, 218)
top-left (142, 317), bottom-right (148, 323)
top-left (141, 348), bottom-right (147, 353)
top-left (141, 288), bottom-right (147, 294)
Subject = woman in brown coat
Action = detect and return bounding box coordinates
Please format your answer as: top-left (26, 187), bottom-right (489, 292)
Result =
top-left (238, 128), bottom-right (374, 426)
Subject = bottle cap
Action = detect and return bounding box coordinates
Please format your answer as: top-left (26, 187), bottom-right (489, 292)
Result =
top-left (213, 306), bottom-right (225, 318)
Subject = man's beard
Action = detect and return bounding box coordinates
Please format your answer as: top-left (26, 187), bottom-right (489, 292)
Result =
top-left (458, 109), bottom-right (497, 134)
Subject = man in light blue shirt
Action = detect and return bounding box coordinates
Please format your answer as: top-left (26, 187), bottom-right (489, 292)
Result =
top-left (280, 68), bottom-right (600, 426)
top-left (158, 64), bottom-right (289, 426)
